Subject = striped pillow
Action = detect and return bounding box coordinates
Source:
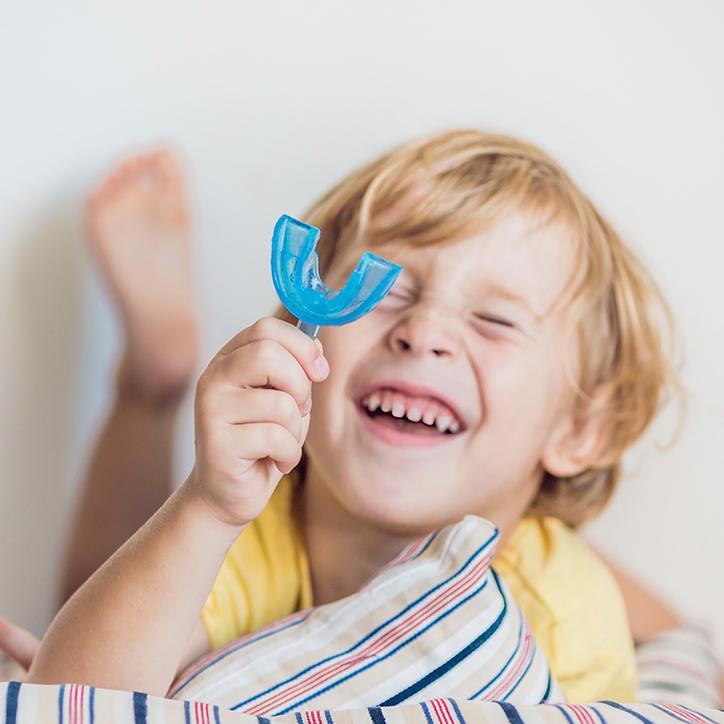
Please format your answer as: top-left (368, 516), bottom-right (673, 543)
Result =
top-left (170, 516), bottom-right (561, 715)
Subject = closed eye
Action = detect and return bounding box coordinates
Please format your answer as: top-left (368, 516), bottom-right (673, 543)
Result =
top-left (474, 314), bottom-right (516, 329)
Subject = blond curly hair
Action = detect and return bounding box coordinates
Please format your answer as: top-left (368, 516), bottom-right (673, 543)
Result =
top-left (276, 129), bottom-right (679, 527)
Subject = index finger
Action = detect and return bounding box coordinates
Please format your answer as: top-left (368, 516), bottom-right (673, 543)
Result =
top-left (217, 317), bottom-right (328, 383)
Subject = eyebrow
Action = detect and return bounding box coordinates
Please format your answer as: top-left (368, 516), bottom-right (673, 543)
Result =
top-left (481, 282), bottom-right (543, 323)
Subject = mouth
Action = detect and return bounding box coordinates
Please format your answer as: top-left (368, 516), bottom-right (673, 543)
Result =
top-left (356, 382), bottom-right (466, 447)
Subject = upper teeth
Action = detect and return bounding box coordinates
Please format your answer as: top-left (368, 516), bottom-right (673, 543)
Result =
top-left (362, 394), bottom-right (461, 433)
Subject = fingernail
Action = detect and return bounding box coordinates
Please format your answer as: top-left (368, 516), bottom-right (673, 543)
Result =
top-left (313, 355), bottom-right (329, 379)
top-left (314, 338), bottom-right (324, 352)
top-left (301, 397), bottom-right (312, 415)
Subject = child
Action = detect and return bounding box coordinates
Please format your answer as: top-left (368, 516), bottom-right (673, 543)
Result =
top-left (27, 131), bottom-right (675, 703)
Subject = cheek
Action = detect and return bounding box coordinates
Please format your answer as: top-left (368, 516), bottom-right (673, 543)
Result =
top-left (471, 342), bottom-right (565, 428)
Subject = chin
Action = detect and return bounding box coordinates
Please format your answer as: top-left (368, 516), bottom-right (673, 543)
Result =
top-left (335, 470), bottom-right (464, 536)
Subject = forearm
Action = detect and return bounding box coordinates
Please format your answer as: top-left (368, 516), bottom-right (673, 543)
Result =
top-left (60, 366), bottom-right (181, 604)
top-left (30, 478), bottom-right (242, 696)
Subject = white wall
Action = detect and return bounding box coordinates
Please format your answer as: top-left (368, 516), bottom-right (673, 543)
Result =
top-left (1, 0), bottom-right (723, 657)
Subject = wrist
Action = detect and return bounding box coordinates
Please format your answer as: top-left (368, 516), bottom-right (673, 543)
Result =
top-left (176, 474), bottom-right (248, 549)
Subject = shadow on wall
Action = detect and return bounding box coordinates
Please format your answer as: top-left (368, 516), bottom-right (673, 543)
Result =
top-left (1, 204), bottom-right (85, 632)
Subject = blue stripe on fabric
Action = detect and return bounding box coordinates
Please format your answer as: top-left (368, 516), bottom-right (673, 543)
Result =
top-left (409, 530), bottom-right (439, 561)
top-left (601, 701), bottom-right (654, 724)
top-left (368, 706), bottom-right (387, 723)
top-left (294, 713), bottom-right (304, 724)
top-left (5, 681), bottom-right (21, 724)
top-left (172, 614), bottom-right (309, 697)
top-left (498, 629), bottom-right (537, 700)
top-left (213, 704), bottom-right (222, 724)
top-left (498, 701), bottom-right (525, 724)
top-left (679, 705), bottom-right (718, 724)
top-left (553, 704), bottom-right (576, 724)
top-left (449, 698), bottom-right (467, 724)
top-left (257, 717), bottom-right (272, 724)
top-left (231, 530), bottom-right (498, 712)
top-left (420, 702), bottom-right (435, 724)
top-left (276, 577), bottom-right (492, 714)
top-left (58, 684), bottom-right (66, 724)
top-left (325, 711), bottom-right (334, 724)
top-left (651, 704), bottom-right (693, 723)
top-left (470, 582), bottom-right (525, 698)
top-left (133, 692), bottom-right (148, 723)
top-left (652, 704), bottom-right (717, 724)
top-left (90, 687), bottom-right (96, 724)
top-left (184, 700), bottom-right (191, 724)
top-left (540, 672), bottom-right (552, 703)
top-left (589, 704), bottom-right (607, 724)
top-left (380, 588), bottom-right (507, 705)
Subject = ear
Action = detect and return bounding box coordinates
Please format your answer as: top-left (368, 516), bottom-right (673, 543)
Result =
top-left (541, 401), bottom-right (610, 478)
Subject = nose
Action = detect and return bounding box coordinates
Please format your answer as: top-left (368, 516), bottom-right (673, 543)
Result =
top-left (388, 305), bottom-right (462, 359)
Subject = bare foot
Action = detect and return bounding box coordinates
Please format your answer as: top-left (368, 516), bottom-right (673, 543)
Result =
top-left (87, 150), bottom-right (198, 401)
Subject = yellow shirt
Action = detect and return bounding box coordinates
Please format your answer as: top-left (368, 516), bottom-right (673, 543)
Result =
top-left (201, 478), bottom-right (636, 703)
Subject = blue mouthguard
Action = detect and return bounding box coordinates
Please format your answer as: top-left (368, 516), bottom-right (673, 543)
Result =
top-left (271, 215), bottom-right (402, 338)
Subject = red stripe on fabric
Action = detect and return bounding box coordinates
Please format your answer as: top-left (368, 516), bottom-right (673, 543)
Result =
top-left (248, 555), bottom-right (490, 713)
top-left (486, 621), bottom-right (534, 700)
top-left (439, 698), bottom-right (455, 724)
top-left (72, 684), bottom-right (79, 724)
top-left (247, 553), bottom-right (493, 714)
top-left (79, 685), bottom-right (85, 724)
top-left (172, 609), bottom-right (311, 692)
top-left (666, 704), bottom-right (708, 724)
top-left (430, 698), bottom-right (453, 724)
top-left (570, 704), bottom-right (596, 724)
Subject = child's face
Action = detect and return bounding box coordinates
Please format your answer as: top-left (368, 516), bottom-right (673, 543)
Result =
top-left (304, 210), bottom-right (587, 536)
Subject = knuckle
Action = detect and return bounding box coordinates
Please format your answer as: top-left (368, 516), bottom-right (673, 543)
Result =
top-left (265, 424), bottom-right (287, 449)
top-left (253, 338), bottom-right (279, 364)
top-left (251, 316), bottom-right (278, 339)
top-left (272, 392), bottom-right (298, 422)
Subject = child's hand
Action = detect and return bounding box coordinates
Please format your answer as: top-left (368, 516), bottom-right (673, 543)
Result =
top-left (188, 317), bottom-right (329, 528)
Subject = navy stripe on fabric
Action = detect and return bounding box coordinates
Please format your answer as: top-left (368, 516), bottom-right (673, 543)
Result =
top-left (5, 681), bottom-right (20, 724)
top-left (540, 672), bottom-right (552, 703)
top-left (652, 704), bottom-right (718, 724)
top-left (325, 710), bottom-right (334, 724)
top-left (554, 704), bottom-right (576, 724)
top-left (651, 704), bottom-right (694, 723)
top-left (214, 704), bottom-right (222, 724)
top-left (256, 717), bottom-right (272, 724)
top-left (133, 691), bottom-right (148, 724)
top-left (90, 687), bottom-right (96, 724)
top-left (498, 628), bottom-right (537, 700)
top-left (184, 700), bottom-right (191, 724)
top-left (679, 705), bottom-right (718, 724)
top-left (231, 530), bottom-right (497, 710)
top-left (602, 701), bottom-right (654, 724)
top-left (498, 701), bottom-right (525, 724)
top-left (449, 698), bottom-right (467, 724)
top-left (470, 580), bottom-right (526, 699)
top-left (294, 713), bottom-right (305, 724)
top-left (589, 704), bottom-right (608, 724)
top-left (420, 701), bottom-right (435, 724)
top-left (368, 706), bottom-right (387, 723)
top-left (173, 614), bottom-right (309, 696)
top-left (380, 590), bottom-right (507, 706)
top-left (58, 683), bottom-right (65, 724)
top-left (276, 576), bottom-right (491, 714)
